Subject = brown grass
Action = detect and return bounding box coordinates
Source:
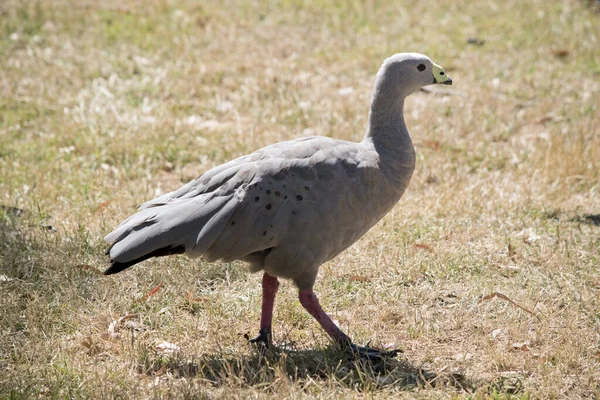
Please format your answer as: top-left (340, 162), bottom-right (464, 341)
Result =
top-left (1, 0), bottom-right (599, 398)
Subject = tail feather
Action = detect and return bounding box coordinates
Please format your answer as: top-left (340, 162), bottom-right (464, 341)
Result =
top-left (104, 193), bottom-right (237, 274)
top-left (104, 245), bottom-right (185, 275)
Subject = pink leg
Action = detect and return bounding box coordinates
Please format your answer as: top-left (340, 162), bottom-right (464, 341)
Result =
top-left (249, 272), bottom-right (279, 346)
top-left (299, 289), bottom-right (400, 360)
top-left (299, 289), bottom-right (351, 346)
top-left (259, 272), bottom-right (279, 332)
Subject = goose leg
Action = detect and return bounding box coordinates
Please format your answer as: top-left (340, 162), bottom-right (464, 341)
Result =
top-left (248, 272), bottom-right (279, 347)
top-left (299, 289), bottom-right (399, 360)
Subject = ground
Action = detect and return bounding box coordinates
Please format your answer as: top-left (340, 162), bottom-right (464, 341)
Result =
top-left (1, 0), bottom-right (599, 398)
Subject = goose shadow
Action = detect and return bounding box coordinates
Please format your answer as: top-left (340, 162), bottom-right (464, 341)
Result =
top-left (138, 343), bottom-right (477, 393)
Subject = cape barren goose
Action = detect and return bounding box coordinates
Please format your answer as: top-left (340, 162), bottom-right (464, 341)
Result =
top-left (104, 53), bottom-right (452, 359)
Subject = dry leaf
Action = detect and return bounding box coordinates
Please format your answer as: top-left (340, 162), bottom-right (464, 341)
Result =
top-left (100, 332), bottom-right (121, 341)
top-left (156, 341), bottom-right (181, 353)
top-left (491, 328), bottom-right (506, 339)
top-left (137, 282), bottom-right (163, 303)
top-left (348, 275), bottom-right (371, 282)
top-left (95, 200), bottom-right (111, 213)
top-left (422, 140), bottom-right (440, 151)
top-left (0, 274), bottom-right (14, 282)
top-left (81, 336), bottom-right (94, 349)
top-left (108, 314), bottom-right (139, 334)
top-left (508, 241), bottom-right (516, 258)
top-left (154, 364), bottom-right (167, 376)
top-left (413, 243), bottom-right (434, 252)
top-left (81, 336), bottom-right (101, 354)
top-left (498, 265), bottom-right (520, 271)
top-left (478, 292), bottom-right (538, 318)
top-left (552, 49), bottom-right (570, 58)
top-left (512, 342), bottom-right (530, 352)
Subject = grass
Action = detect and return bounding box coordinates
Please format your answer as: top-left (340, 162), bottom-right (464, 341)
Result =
top-left (1, 0), bottom-right (599, 398)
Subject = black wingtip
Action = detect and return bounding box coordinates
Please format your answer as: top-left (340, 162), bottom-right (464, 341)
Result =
top-left (104, 245), bottom-right (186, 276)
top-left (104, 261), bottom-right (131, 275)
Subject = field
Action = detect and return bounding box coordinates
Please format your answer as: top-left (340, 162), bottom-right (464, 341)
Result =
top-left (1, 0), bottom-right (599, 398)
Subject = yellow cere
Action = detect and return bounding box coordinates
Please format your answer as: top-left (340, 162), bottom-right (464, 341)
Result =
top-left (432, 62), bottom-right (450, 84)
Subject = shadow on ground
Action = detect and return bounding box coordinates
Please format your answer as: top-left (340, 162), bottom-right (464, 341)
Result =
top-left (138, 344), bottom-right (477, 393)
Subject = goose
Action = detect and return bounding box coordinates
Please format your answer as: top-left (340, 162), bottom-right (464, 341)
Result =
top-left (104, 53), bottom-right (452, 359)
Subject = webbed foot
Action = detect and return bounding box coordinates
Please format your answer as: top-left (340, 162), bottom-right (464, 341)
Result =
top-left (245, 329), bottom-right (271, 347)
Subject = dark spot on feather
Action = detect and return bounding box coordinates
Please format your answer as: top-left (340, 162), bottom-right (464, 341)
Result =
top-left (254, 196), bottom-right (260, 202)
top-left (274, 191), bottom-right (280, 196)
top-left (284, 195), bottom-right (288, 199)
top-left (296, 195), bottom-right (303, 201)
top-left (231, 221), bottom-right (236, 226)
top-left (304, 186), bottom-right (310, 191)
top-left (283, 184), bottom-right (286, 188)
top-left (266, 204), bottom-right (272, 210)
top-left (266, 189), bottom-right (271, 195)
top-left (291, 210), bottom-right (296, 215)
top-left (263, 231), bottom-right (267, 236)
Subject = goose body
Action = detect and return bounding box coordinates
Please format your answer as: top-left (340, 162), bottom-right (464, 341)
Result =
top-left (104, 53), bottom-right (452, 357)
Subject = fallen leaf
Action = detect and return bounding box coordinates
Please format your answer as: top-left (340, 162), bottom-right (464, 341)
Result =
top-left (508, 241), bottom-right (516, 258)
top-left (108, 314), bottom-right (139, 335)
top-left (552, 49), bottom-right (570, 58)
top-left (478, 292), bottom-right (538, 318)
top-left (422, 140), bottom-right (440, 151)
top-left (100, 332), bottom-right (121, 341)
top-left (512, 342), bottom-right (530, 352)
top-left (95, 200), bottom-right (111, 213)
top-left (81, 336), bottom-right (101, 354)
top-left (81, 336), bottom-right (94, 349)
top-left (498, 265), bottom-right (520, 271)
top-left (0, 275), bottom-right (14, 282)
top-left (348, 275), bottom-right (371, 282)
top-left (154, 364), bottom-right (167, 376)
top-left (491, 328), bottom-right (506, 339)
top-left (156, 341), bottom-right (181, 353)
top-left (137, 282), bottom-right (163, 303)
top-left (413, 243), bottom-right (434, 252)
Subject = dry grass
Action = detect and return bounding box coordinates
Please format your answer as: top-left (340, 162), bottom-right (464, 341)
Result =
top-left (1, 0), bottom-right (599, 398)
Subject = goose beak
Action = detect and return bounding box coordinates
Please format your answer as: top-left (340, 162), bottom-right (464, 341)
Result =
top-left (432, 62), bottom-right (452, 85)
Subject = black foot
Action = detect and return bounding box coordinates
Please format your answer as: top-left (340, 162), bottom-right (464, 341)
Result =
top-left (347, 342), bottom-right (401, 361)
top-left (245, 329), bottom-right (271, 347)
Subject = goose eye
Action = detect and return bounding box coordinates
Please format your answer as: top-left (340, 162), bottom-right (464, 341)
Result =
top-left (417, 64), bottom-right (426, 72)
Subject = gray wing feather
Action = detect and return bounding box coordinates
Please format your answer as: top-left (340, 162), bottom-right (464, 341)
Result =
top-left (105, 136), bottom-right (374, 270)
